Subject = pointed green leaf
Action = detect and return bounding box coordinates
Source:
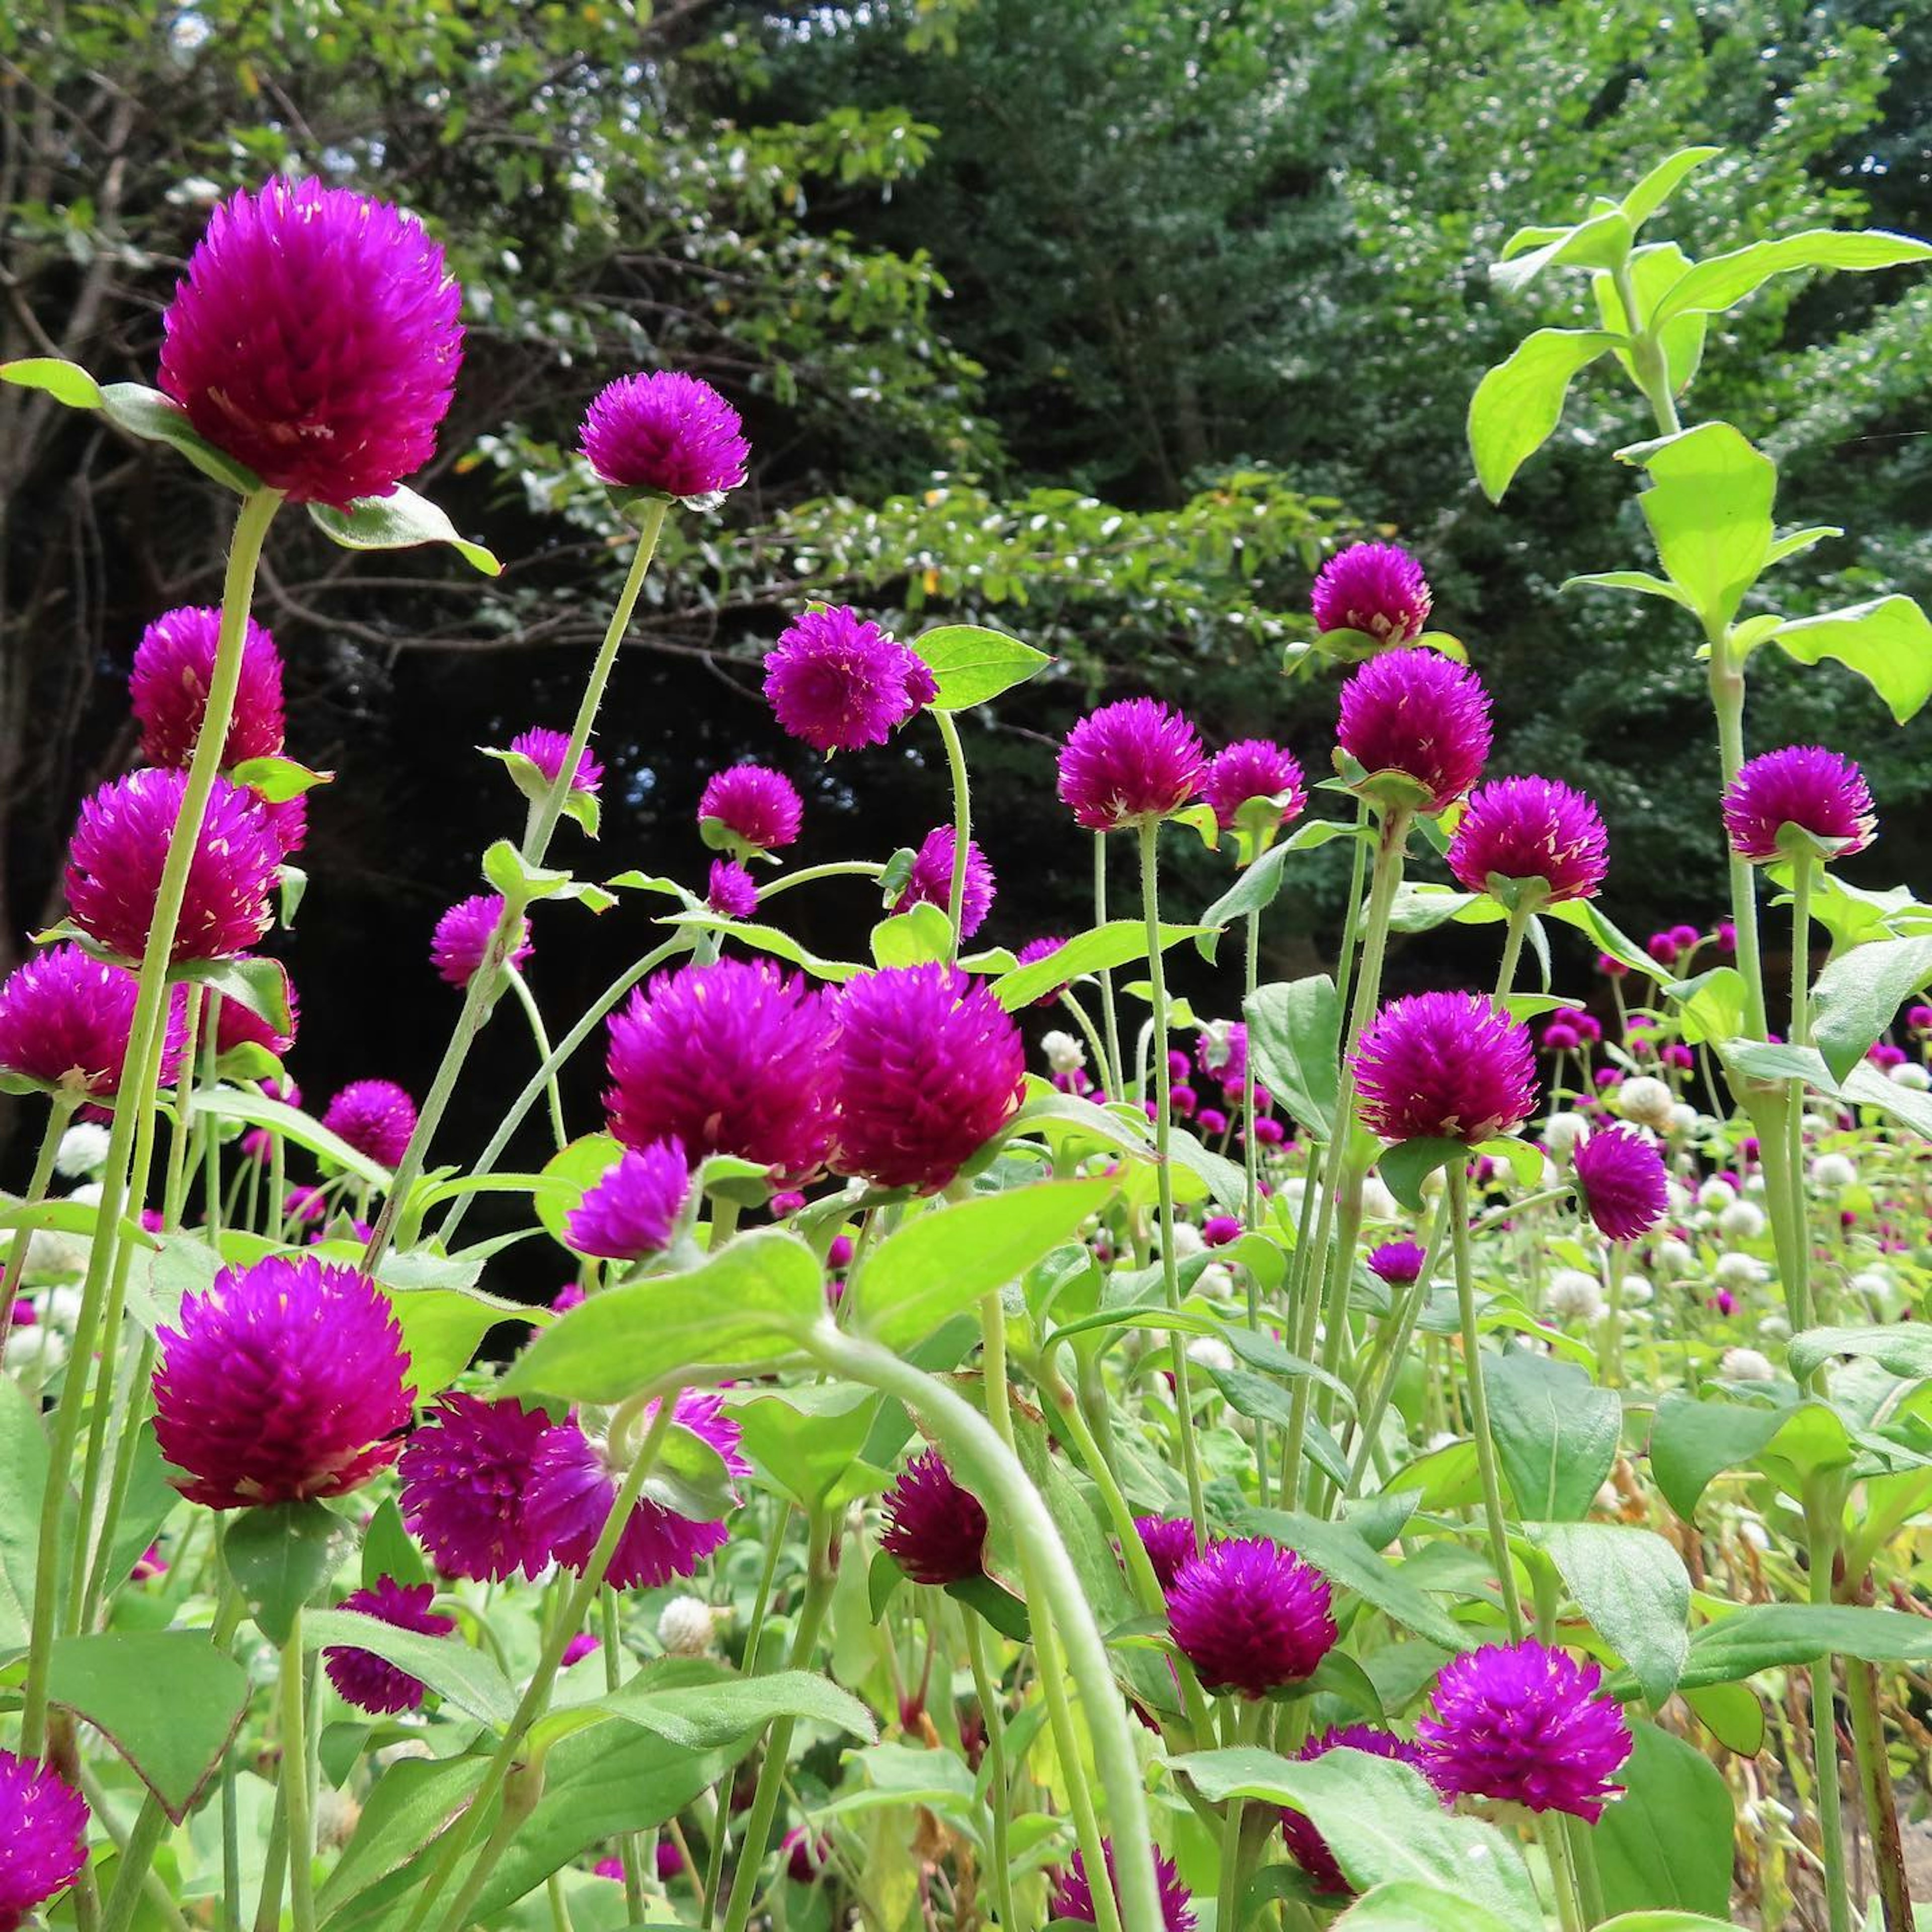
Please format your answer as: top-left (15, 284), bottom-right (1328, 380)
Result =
top-left (98, 383), bottom-right (265, 494)
top-left (305, 1606), bottom-right (517, 1729)
top-left (1489, 209), bottom-right (1634, 296)
top-left (1244, 975), bottom-right (1341, 1139)
top-left (1809, 935), bottom-right (1932, 1082)
top-left (991, 919), bottom-right (1212, 1010)
top-left (1467, 328), bottom-right (1624, 502)
top-left (1, 355), bottom-right (105, 407)
top-left (1484, 1352), bottom-right (1619, 1523)
top-left (309, 484), bottom-right (501, 576)
top-left (1650, 227), bottom-right (1932, 328)
top-left (223, 1501), bottom-right (356, 1644)
top-left (1377, 1137), bottom-right (1466, 1213)
top-left (1561, 569), bottom-right (1695, 608)
top-left (1621, 146), bottom-right (1724, 227)
top-left (1526, 1522), bottom-right (1689, 1707)
top-left (1618, 422), bottom-right (1776, 627)
top-left (912, 624), bottom-right (1050, 709)
top-left (1769, 595), bottom-right (1932, 724)
top-left (1594, 1723), bottom-right (1735, 1918)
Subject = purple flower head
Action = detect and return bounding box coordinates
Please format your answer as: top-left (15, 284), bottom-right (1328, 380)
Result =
top-left (1597, 950), bottom-right (1630, 979)
top-left (781, 1827), bottom-right (831, 1886)
top-left (215, 968), bottom-right (299, 1060)
top-left (567, 1140), bottom-right (692, 1261)
top-left (895, 828), bottom-right (996, 939)
top-left (159, 178), bottom-right (461, 508)
top-left (1669, 923), bottom-right (1700, 952)
top-left (605, 958), bottom-right (836, 1180)
top-left (1336, 649), bottom-right (1491, 812)
top-left (1197, 1106), bottom-right (1228, 1135)
top-left (430, 893), bottom-right (531, 989)
top-left (763, 607), bottom-right (934, 754)
top-left (1645, 930), bottom-right (1681, 967)
top-left (1418, 1638), bottom-right (1633, 1821)
top-left (1723, 745), bottom-right (1875, 862)
top-left (1910, 1004), bottom-right (1932, 1034)
top-left (400, 1392), bottom-right (554, 1581)
top-left (1013, 935), bottom-right (1069, 1006)
top-left (1201, 1214), bottom-right (1241, 1247)
top-left (580, 371), bottom-right (748, 500)
top-left (562, 1631), bottom-right (601, 1667)
top-left (322, 1079), bottom-right (418, 1169)
top-left (1367, 1238), bottom-right (1428, 1287)
top-left (879, 1449), bottom-right (988, 1585)
top-left (656, 1840), bottom-right (686, 1881)
top-left (0, 945), bottom-right (188, 1099)
top-left (323, 1578), bottom-right (456, 1715)
top-left (1196, 1021), bottom-right (1248, 1089)
top-left (1312, 542), bottom-right (1432, 646)
top-left (1050, 1842), bottom-right (1195, 1932)
top-left (1134, 1514), bottom-right (1201, 1592)
top-left (1571, 1126), bottom-right (1669, 1243)
top-left (1201, 740), bottom-right (1307, 834)
top-left (706, 859), bottom-right (760, 920)
top-left (1715, 920), bottom-right (1737, 955)
top-left (699, 764), bottom-right (803, 852)
top-left (829, 964), bottom-right (1025, 1193)
top-left (0, 1747), bottom-right (89, 1931)
top-left (1542, 1022), bottom-right (1580, 1053)
top-left (1057, 698), bottom-right (1205, 832)
top-left (1280, 1727), bottom-right (1448, 1894)
top-left (1448, 777), bottom-right (1608, 904)
top-left (130, 605), bottom-right (286, 769)
top-left (65, 768), bottom-right (279, 965)
top-left (153, 1255), bottom-right (413, 1509)
top-left (511, 727), bottom-right (603, 798)
top-left (1166, 1536), bottom-right (1337, 1698)
top-left (1353, 992), bottom-right (1537, 1145)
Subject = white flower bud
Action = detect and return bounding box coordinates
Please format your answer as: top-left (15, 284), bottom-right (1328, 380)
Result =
top-left (1714, 1252), bottom-right (1764, 1291)
top-left (1808, 1153), bottom-right (1857, 1192)
top-left (1619, 1272), bottom-right (1653, 1307)
top-left (1543, 1111), bottom-right (1588, 1159)
top-left (1664, 1178), bottom-right (1693, 1215)
top-left (1617, 1077), bottom-right (1674, 1130)
top-left (1163, 1222), bottom-right (1204, 1260)
top-left (1197, 1020), bottom-right (1237, 1074)
top-left (374, 1738), bottom-right (435, 1768)
top-left (1889, 1060), bottom-right (1930, 1089)
top-left (1185, 1336), bottom-right (1236, 1376)
top-left (1696, 1177), bottom-right (1736, 1211)
top-left (1545, 1269), bottom-right (1603, 1322)
top-left (1425, 1430), bottom-right (1461, 1454)
top-left (1802, 1112), bottom-right (1835, 1138)
top-left (317, 1787), bottom-right (362, 1850)
top-left (657, 1595), bottom-right (717, 1657)
top-left (1757, 1314), bottom-right (1791, 1342)
top-left (38, 1286), bottom-right (84, 1329)
top-left (1737, 1520), bottom-right (1772, 1554)
top-left (1593, 1480), bottom-right (1621, 1514)
top-left (1720, 1346), bottom-right (1775, 1383)
top-left (1654, 1238), bottom-right (1693, 1276)
top-left (1040, 1030), bottom-right (1085, 1075)
top-left (4, 1326), bottom-right (66, 1374)
top-left (54, 1123), bottom-right (112, 1178)
top-left (1668, 1103), bottom-right (1699, 1137)
top-left (1849, 1268), bottom-right (1892, 1304)
top-left (1717, 1199), bottom-right (1765, 1242)
top-left (23, 1230), bottom-right (82, 1280)
top-left (1358, 1178), bottom-right (1399, 1223)
top-left (1196, 1263), bottom-right (1236, 1298)
top-left (64, 1181), bottom-right (103, 1208)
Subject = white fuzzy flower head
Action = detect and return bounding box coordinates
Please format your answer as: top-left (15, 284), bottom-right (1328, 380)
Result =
top-left (1850, 1268), bottom-right (1892, 1304)
top-left (1668, 1102), bottom-right (1700, 1137)
top-left (1196, 1262), bottom-right (1236, 1298)
top-left (657, 1595), bottom-right (717, 1658)
top-left (1619, 1272), bottom-right (1653, 1308)
top-left (1358, 1177), bottom-right (1400, 1223)
top-left (38, 1285), bottom-right (85, 1329)
top-left (1040, 1029), bottom-right (1085, 1076)
top-left (1737, 1520), bottom-right (1773, 1554)
top-left (1718, 1199), bottom-right (1765, 1243)
top-left (54, 1122), bottom-right (112, 1179)
top-left (1714, 1252), bottom-right (1764, 1291)
top-left (1696, 1177), bottom-right (1736, 1212)
top-left (1808, 1153), bottom-right (1857, 1192)
top-left (1889, 1060), bottom-right (1930, 1089)
top-left (1545, 1269), bottom-right (1603, 1322)
top-left (65, 1181), bottom-right (103, 1208)
top-left (1164, 1222), bottom-right (1204, 1260)
top-left (1654, 1238), bottom-right (1693, 1277)
top-left (1757, 1314), bottom-right (1791, 1342)
top-left (4, 1325), bottom-right (66, 1375)
top-left (1664, 1178), bottom-right (1693, 1216)
top-left (1185, 1336), bottom-right (1236, 1376)
top-left (1544, 1111), bottom-right (1589, 1160)
top-left (1801, 1112), bottom-right (1835, 1138)
top-left (23, 1230), bottom-right (82, 1281)
top-left (1743, 1172), bottom-right (1767, 1197)
top-left (1425, 1430), bottom-right (1461, 1454)
top-left (1720, 1346), bottom-right (1775, 1383)
top-left (1617, 1076), bottom-right (1674, 1130)
top-left (317, 1787), bottom-right (362, 1850)
top-left (374, 1738), bottom-right (435, 1768)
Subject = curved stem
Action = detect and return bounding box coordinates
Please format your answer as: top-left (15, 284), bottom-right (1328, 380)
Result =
top-left (1054, 990), bottom-right (1114, 1096)
top-left (1346, 1188), bottom-right (1453, 1495)
top-left (503, 968), bottom-right (568, 1151)
top-left (756, 860), bottom-right (887, 902)
top-left (933, 707), bottom-right (973, 963)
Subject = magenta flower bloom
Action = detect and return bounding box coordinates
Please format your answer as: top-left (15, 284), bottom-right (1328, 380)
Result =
top-left (699, 764), bottom-right (803, 851)
top-left (879, 1450), bottom-right (988, 1585)
top-left (580, 371), bottom-right (749, 500)
top-left (322, 1079), bottom-right (418, 1169)
top-left (1057, 698), bottom-right (1205, 832)
top-left (830, 965), bottom-right (1025, 1193)
top-left (1166, 1536), bottom-right (1337, 1698)
top-left (511, 726), bottom-right (603, 798)
top-left (1196, 1022), bottom-right (1248, 1090)
top-left (1367, 1238), bottom-right (1427, 1287)
top-left (1448, 777), bottom-right (1608, 903)
top-left (705, 859), bottom-right (759, 920)
top-left (1012, 935), bottom-right (1070, 1005)
top-left (781, 1828), bottom-right (831, 1886)
top-left (323, 1578), bottom-right (456, 1715)
top-left (214, 967), bottom-right (299, 1060)
top-left (566, 1140), bottom-right (691, 1261)
top-left (1050, 1843), bottom-right (1195, 1932)
top-left (430, 893), bottom-right (531, 989)
top-left (0, 944), bottom-right (188, 1098)
top-left (0, 1747), bottom-right (89, 1931)
top-left (895, 827), bottom-right (996, 939)
top-left (158, 178), bottom-right (461, 508)
top-left (65, 768), bottom-right (279, 965)
top-left (1571, 1126), bottom-right (1668, 1243)
top-left (130, 606), bottom-right (285, 769)
top-left (152, 1255), bottom-right (412, 1509)
top-left (1134, 1514), bottom-right (1201, 1592)
top-left (562, 1631), bottom-right (601, 1667)
top-left (1312, 542), bottom-right (1432, 645)
top-left (605, 959), bottom-right (836, 1179)
top-left (1353, 992), bottom-right (1537, 1145)
top-left (1418, 1639), bottom-right (1633, 1821)
top-left (1336, 649), bottom-right (1491, 811)
top-left (1722, 746), bottom-right (1876, 862)
top-left (1201, 739), bottom-right (1308, 834)
top-left (763, 607), bottom-right (935, 754)
top-left (1281, 1727), bottom-right (1448, 1894)
top-left (399, 1392), bottom-right (555, 1581)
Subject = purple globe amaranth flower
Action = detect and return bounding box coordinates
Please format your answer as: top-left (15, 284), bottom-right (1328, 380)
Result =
top-left (829, 964), bottom-right (1025, 1193)
top-left (1367, 1238), bottom-right (1428, 1287)
top-left (1134, 1514), bottom-right (1201, 1592)
top-left (1057, 698), bottom-right (1205, 832)
top-left (879, 1449), bottom-right (988, 1585)
top-left (510, 726), bottom-right (603, 797)
top-left (323, 1577), bottom-right (456, 1715)
top-left (1542, 1022), bottom-right (1580, 1053)
top-left (1281, 1727), bottom-right (1448, 1895)
top-left (895, 827), bottom-right (996, 939)
top-left (699, 764), bottom-right (803, 852)
top-left (581, 370), bottom-right (749, 500)
top-left (1336, 648), bottom-right (1491, 812)
top-left (1312, 541), bottom-right (1432, 646)
top-left (322, 1079), bottom-right (418, 1169)
top-left (430, 893), bottom-right (531, 989)
top-left (561, 1631), bottom-right (601, 1667)
top-left (1166, 1536), bottom-right (1337, 1698)
top-left (215, 966), bottom-right (299, 1060)
top-left (1571, 1126), bottom-right (1668, 1243)
top-left (524, 1392), bottom-right (749, 1590)
top-left (1050, 1842), bottom-right (1195, 1932)
top-left (153, 1255), bottom-right (413, 1508)
top-left (705, 859), bottom-right (759, 920)
top-left (1201, 739), bottom-right (1308, 833)
top-left (762, 607), bottom-right (935, 754)
top-left (158, 177), bottom-right (461, 508)
top-left (0, 944), bottom-right (188, 1099)
top-left (1722, 745), bottom-right (1876, 862)
top-left (1418, 1638), bottom-right (1633, 1821)
top-left (130, 606), bottom-right (286, 769)
top-left (400, 1392), bottom-right (554, 1581)
top-left (1196, 1020), bottom-right (1247, 1090)
top-left (65, 768), bottom-right (280, 965)
top-left (605, 958), bottom-right (836, 1180)
top-left (567, 1140), bottom-right (692, 1261)
top-left (1353, 992), bottom-right (1537, 1145)
top-left (1448, 776), bottom-right (1608, 904)
top-left (0, 1747), bottom-right (89, 1932)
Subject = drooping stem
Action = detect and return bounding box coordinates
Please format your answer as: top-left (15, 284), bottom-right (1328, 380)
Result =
top-left (933, 707), bottom-right (973, 963)
top-left (1094, 835), bottom-right (1125, 1098)
top-left (755, 859), bottom-right (887, 902)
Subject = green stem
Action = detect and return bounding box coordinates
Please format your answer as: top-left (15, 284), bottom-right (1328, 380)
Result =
top-left (504, 968), bottom-right (569, 1150)
top-left (1346, 1188), bottom-right (1453, 1495)
top-left (1055, 990), bottom-right (1114, 1098)
top-left (933, 707), bottom-right (973, 963)
top-left (0, 1092), bottom-right (77, 1359)
top-left (755, 859), bottom-right (887, 902)
top-left (1094, 835), bottom-right (1125, 1099)
top-left (1494, 903), bottom-right (1533, 1008)
top-left (1804, 1486), bottom-right (1852, 1932)
top-left (963, 1612), bottom-right (1019, 1930)
top-left (1540, 1813), bottom-right (1587, 1932)
top-left (1613, 261), bottom-right (1683, 438)
top-left (1787, 854), bottom-right (1816, 1335)
top-left (1242, 906), bottom-right (1263, 1230)
top-left (1214, 1702), bottom-right (1262, 1932)
top-left (281, 1614), bottom-right (317, 1932)
top-left (1844, 1648), bottom-right (1911, 1932)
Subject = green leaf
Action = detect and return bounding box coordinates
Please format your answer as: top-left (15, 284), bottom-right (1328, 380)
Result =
top-left (532, 1131), bottom-right (626, 1247)
top-left (1593, 243), bottom-right (1708, 395)
top-left (223, 1501), bottom-right (356, 1645)
top-left (195, 1087), bottom-right (392, 1191)
top-left (1671, 1603), bottom-right (1932, 1691)
top-left (1620, 146), bottom-right (1724, 226)
top-left (1490, 209), bottom-right (1634, 296)
top-left (1648, 1394), bottom-right (1854, 1521)
top-left (658, 912), bottom-right (862, 982)
top-left (1377, 1137), bottom-right (1466, 1213)
top-left (305, 1606), bottom-right (517, 1729)
top-left (228, 754), bottom-right (333, 804)
top-left (1560, 569), bottom-right (1695, 608)
top-left (1594, 1723), bottom-right (1735, 1918)
top-left (871, 901), bottom-right (953, 967)
top-left (1770, 596), bottom-right (1932, 725)
top-left (1483, 1353), bottom-right (1619, 1523)
top-left (361, 1497), bottom-right (428, 1592)
top-left (1525, 1522), bottom-right (1689, 1707)
top-left (0, 1379), bottom-right (51, 1658)
top-left (1809, 935), bottom-right (1932, 1082)
top-left (727, 1382), bottom-right (883, 1507)
top-left (1762, 525), bottom-right (1843, 570)
top-left (1244, 975), bottom-right (1341, 1138)
top-left (990, 920), bottom-right (1212, 1012)
top-left (377, 1277), bottom-right (533, 1398)
top-left (1664, 967), bottom-right (1746, 1046)
top-left (1467, 328), bottom-right (1624, 502)
top-left (94, 382), bottom-right (266, 493)
top-left (549, 1659), bottom-right (875, 1752)
top-left (1196, 820), bottom-right (1374, 955)
top-left (1333, 1885), bottom-right (1517, 1932)
top-left (180, 955), bottom-right (293, 1035)
top-left (1789, 1323), bottom-right (1932, 1385)
top-left (309, 484), bottom-right (501, 575)
top-left (1650, 227), bottom-right (1932, 328)
top-left (316, 1755), bottom-right (492, 1917)
top-left (1243, 1510), bottom-right (1469, 1653)
top-left (912, 623), bottom-right (1050, 708)
top-left (1681, 1679), bottom-right (1765, 1756)
top-left (1618, 421), bottom-right (1776, 628)
top-left (1, 354), bottom-right (105, 407)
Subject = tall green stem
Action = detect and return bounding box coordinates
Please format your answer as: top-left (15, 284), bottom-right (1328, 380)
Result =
top-left (1094, 836), bottom-right (1124, 1098)
top-left (1804, 1484), bottom-right (1852, 1932)
top-left (933, 708), bottom-right (972, 963)
top-left (0, 1093), bottom-right (77, 1359)
top-left (1346, 1188), bottom-right (1453, 1496)
top-left (280, 1614), bottom-right (317, 1932)
top-left (503, 968), bottom-right (569, 1150)
top-left (1493, 903), bottom-right (1532, 1009)
top-left (963, 1613), bottom-right (1018, 1930)
top-left (1844, 1646), bottom-right (1911, 1932)
top-left (1786, 855), bottom-right (1817, 1335)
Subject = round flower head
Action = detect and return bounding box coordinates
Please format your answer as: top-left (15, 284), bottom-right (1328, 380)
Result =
top-left (1166, 1536), bottom-right (1337, 1698)
top-left (699, 764), bottom-right (803, 852)
top-left (829, 964), bottom-right (1025, 1193)
top-left (895, 827), bottom-right (996, 939)
top-left (1336, 648), bottom-right (1491, 811)
top-left (1050, 1842), bottom-right (1195, 1932)
top-left (1312, 542), bottom-right (1432, 645)
top-left (1367, 1238), bottom-right (1428, 1287)
top-left (1196, 1020), bottom-right (1248, 1089)
top-left (1448, 777), bottom-right (1608, 904)
top-left (524, 1392), bottom-right (749, 1590)
top-left (0, 1747), bottom-right (89, 1931)
top-left (322, 1079), bottom-right (418, 1169)
top-left (605, 958), bottom-right (836, 1178)
top-left (158, 177), bottom-right (462, 508)
top-left (510, 726), bottom-right (603, 798)
top-left (323, 1578), bottom-right (456, 1715)
top-left (781, 1828), bottom-right (831, 1886)
top-left (1722, 745), bottom-right (1876, 862)
top-left (130, 605), bottom-right (285, 769)
top-left (580, 370), bottom-right (749, 500)
top-left (1201, 739), bottom-right (1308, 834)
top-left (1571, 1126), bottom-right (1668, 1243)
top-left (65, 768), bottom-right (280, 964)
top-left (762, 607), bottom-right (935, 754)
top-left (705, 859), bottom-right (759, 920)
top-left (879, 1449), bottom-right (988, 1585)
top-left (0, 945), bottom-right (188, 1098)
top-left (1057, 698), bottom-right (1205, 832)
top-left (1353, 992), bottom-right (1537, 1145)
top-left (1013, 935), bottom-right (1070, 1006)
top-left (399, 1392), bottom-right (555, 1581)
top-left (214, 965), bottom-right (299, 1060)
top-left (1134, 1514), bottom-right (1200, 1592)
top-left (430, 893), bottom-right (531, 989)
top-left (152, 1255), bottom-right (413, 1508)
top-left (566, 1140), bottom-right (691, 1262)
top-left (1280, 1727), bottom-right (1447, 1894)
top-left (1418, 1638), bottom-right (1633, 1821)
